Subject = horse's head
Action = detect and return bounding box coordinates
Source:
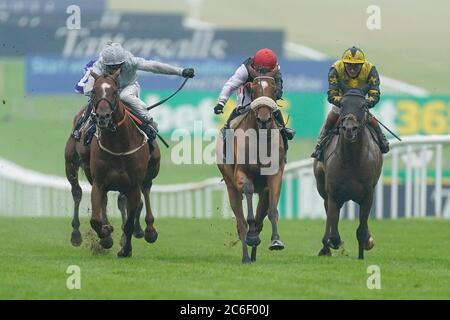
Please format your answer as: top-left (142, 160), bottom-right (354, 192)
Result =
top-left (247, 65), bottom-right (278, 129)
top-left (90, 68), bottom-right (121, 130)
top-left (339, 89), bottom-right (367, 142)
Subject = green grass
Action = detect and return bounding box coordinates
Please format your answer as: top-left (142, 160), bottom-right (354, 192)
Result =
top-left (0, 217), bottom-right (449, 299)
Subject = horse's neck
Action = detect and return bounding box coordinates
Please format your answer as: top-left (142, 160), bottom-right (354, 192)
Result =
top-left (100, 103), bottom-right (135, 147)
top-left (338, 128), bottom-right (367, 165)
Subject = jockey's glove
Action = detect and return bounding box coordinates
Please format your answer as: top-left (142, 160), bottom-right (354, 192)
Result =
top-left (182, 68), bottom-right (195, 78)
top-left (214, 103), bottom-right (224, 114)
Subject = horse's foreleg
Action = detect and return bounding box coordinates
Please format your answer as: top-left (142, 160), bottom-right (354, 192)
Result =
top-left (118, 193), bottom-right (127, 246)
top-left (90, 184), bottom-right (113, 249)
top-left (226, 183), bottom-right (250, 264)
top-left (235, 168), bottom-right (259, 248)
top-left (142, 184), bottom-right (158, 244)
top-left (251, 190), bottom-right (270, 262)
top-left (319, 199), bottom-right (332, 256)
top-left (118, 187), bottom-right (140, 258)
top-left (267, 173), bottom-right (285, 251)
top-left (65, 150), bottom-right (83, 247)
top-left (101, 193), bottom-right (110, 225)
top-left (357, 194), bottom-right (375, 260)
top-left (326, 196), bottom-right (343, 250)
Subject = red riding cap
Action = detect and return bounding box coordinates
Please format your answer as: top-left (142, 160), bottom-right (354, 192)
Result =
top-left (253, 48), bottom-right (278, 70)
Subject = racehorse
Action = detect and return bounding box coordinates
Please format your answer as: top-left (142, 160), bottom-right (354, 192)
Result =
top-left (313, 89), bottom-right (382, 259)
top-left (64, 68), bottom-right (160, 257)
top-left (217, 66), bottom-right (285, 264)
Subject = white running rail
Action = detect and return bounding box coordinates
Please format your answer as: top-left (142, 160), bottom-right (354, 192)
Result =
top-left (0, 135), bottom-right (449, 219)
top-left (280, 135), bottom-right (450, 219)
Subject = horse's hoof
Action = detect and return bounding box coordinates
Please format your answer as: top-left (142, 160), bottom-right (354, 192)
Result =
top-left (144, 229), bottom-right (158, 244)
top-left (133, 228), bottom-right (145, 239)
top-left (318, 247), bottom-right (331, 256)
top-left (246, 233), bottom-right (261, 247)
top-left (326, 237), bottom-right (342, 250)
top-left (99, 235), bottom-right (113, 249)
top-left (117, 248), bottom-right (132, 258)
top-left (70, 231), bottom-right (82, 247)
top-left (269, 239), bottom-right (285, 251)
top-left (242, 257), bottom-right (251, 264)
top-left (101, 224), bottom-right (114, 238)
top-left (365, 236), bottom-right (375, 250)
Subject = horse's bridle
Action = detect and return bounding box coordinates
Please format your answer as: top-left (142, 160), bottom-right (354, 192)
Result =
top-left (91, 75), bottom-right (121, 131)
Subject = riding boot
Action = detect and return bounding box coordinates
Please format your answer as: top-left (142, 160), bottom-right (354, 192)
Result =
top-left (311, 111), bottom-right (340, 160)
top-left (72, 101), bottom-right (92, 141)
top-left (372, 121), bottom-right (390, 153)
top-left (138, 116), bottom-right (158, 152)
top-left (83, 119), bottom-right (97, 146)
top-left (273, 109), bottom-right (296, 140)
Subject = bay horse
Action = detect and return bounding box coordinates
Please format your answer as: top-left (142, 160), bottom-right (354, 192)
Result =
top-left (64, 68), bottom-right (160, 257)
top-left (217, 67), bottom-right (285, 264)
top-left (313, 89), bottom-right (382, 259)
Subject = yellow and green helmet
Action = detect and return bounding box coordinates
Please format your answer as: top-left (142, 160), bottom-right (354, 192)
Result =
top-left (341, 46), bottom-right (366, 64)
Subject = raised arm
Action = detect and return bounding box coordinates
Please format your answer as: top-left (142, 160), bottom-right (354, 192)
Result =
top-left (133, 57), bottom-right (183, 76)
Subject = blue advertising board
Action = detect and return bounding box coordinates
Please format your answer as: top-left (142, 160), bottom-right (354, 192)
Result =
top-left (25, 55), bottom-right (332, 94)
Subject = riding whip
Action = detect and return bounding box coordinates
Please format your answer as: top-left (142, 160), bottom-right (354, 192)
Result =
top-left (364, 108), bottom-right (402, 141)
top-left (146, 78), bottom-right (189, 110)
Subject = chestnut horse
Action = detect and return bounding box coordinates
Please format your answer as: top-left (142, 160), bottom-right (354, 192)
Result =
top-left (64, 69), bottom-right (160, 257)
top-left (313, 89), bottom-right (382, 259)
top-left (217, 67), bottom-right (285, 264)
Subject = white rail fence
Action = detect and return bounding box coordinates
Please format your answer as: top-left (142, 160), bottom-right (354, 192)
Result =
top-left (0, 135), bottom-right (449, 219)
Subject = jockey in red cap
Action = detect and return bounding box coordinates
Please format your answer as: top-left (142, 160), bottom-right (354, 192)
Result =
top-left (214, 48), bottom-right (295, 155)
top-left (253, 48), bottom-right (278, 70)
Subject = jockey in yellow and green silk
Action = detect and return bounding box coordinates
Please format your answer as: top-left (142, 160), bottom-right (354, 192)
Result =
top-left (311, 46), bottom-right (390, 160)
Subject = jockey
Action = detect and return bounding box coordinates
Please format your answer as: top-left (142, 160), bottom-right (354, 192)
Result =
top-left (311, 46), bottom-right (389, 160)
top-left (213, 48), bottom-right (296, 146)
top-left (72, 59), bottom-right (97, 141)
top-left (72, 42), bottom-right (195, 145)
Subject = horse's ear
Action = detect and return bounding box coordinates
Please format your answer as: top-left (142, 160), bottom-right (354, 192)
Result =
top-left (90, 71), bottom-right (99, 80)
top-left (266, 66), bottom-right (278, 78)
top-left (112, 67), bottom-right (121, 80)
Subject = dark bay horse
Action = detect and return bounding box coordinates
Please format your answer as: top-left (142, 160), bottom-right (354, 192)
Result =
top-left (313, 89), bottom-right (382, 259)
top-left (217, 67), bottom-right (285, 264)
top-left (64, 69), bottom-right (160, 257)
